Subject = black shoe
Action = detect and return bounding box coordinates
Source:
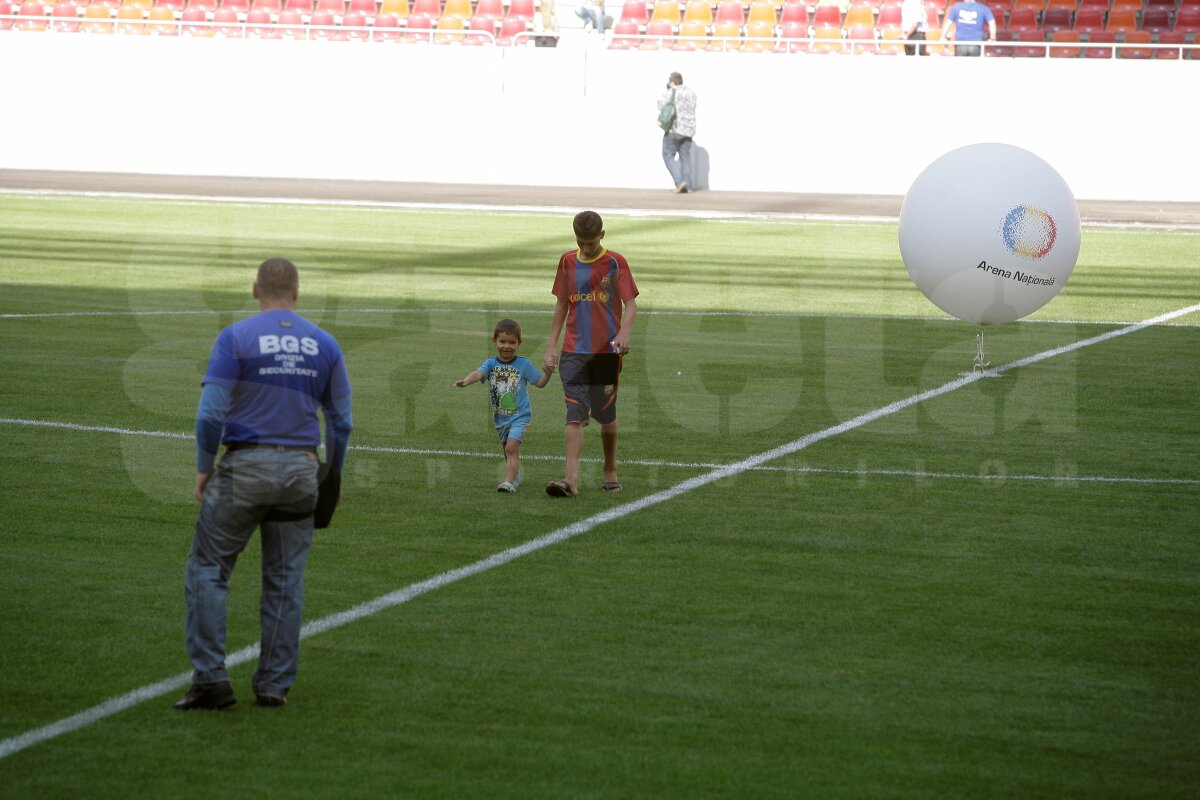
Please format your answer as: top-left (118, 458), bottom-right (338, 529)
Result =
top-left (256, 693), bottom-right (288, 708)
top-left (173, 682), bottom-right (236, 711)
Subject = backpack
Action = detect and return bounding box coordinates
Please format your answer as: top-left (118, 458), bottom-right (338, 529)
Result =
top-left (658, 90), bottom-right (676, 133)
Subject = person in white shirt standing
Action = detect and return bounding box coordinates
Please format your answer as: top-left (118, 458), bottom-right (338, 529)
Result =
top-left (901, 0), bottom-right (929, 56)
top-left (657, 72), bottom-right (698, 194)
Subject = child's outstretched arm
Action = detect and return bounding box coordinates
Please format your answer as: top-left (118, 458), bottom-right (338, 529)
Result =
top-left (453, 370), bottom-right (484, 388)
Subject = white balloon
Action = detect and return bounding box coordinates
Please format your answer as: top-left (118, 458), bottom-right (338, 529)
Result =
top-left (899, 143), bottom-right (1081, 326)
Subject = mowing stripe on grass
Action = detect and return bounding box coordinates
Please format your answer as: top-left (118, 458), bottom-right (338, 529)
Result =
top-left (1, 300), bottom-right (1197, 761)
top-left (2, 417), bottom-right (1197, 487)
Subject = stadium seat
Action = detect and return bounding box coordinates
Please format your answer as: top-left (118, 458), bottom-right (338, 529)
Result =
top-left (1118, 29), bottom-right (1151, 58)
top-left (1006, 7), bottom-right (1038, 33)
top-left (778, 1), bottom-right (807, 27)
top-left (876, 1), bottom-right (901, 30)
top-left (1104, 7), bottom-right (1137, 35)
top-left (1075, 0), bottom-right (1107, 10)
top-left (746, 0), bottom-right (777, 26)
top-left (343, 8), bottom-right (369, 35)
top-left (680, 0), bottom-right (710, 27)
top-left (1174, 7), bottom-right (1200, 36)
top-left (640, 17), bottom-right (671, 47)
top-left (1071, 7), bottom-right (1104, 36)
top-left (710, 19), bottom-right (742, 49)
top-left (1048, 26), bottom-right (1080, 56)
top-left (982, 0), bottom-right (1006, 27)
top-left (406, 0), bottom-right (437, 19)
top-left (282, 0), bottom-right (310, 11)
top-left (253, 0), bottom-right (282, 13)
top-left (777, 18), bottom-right (806, 51)
top-left (471, 0), bottom-right (502, 25)
top-left (673, 17), bottom-right (707, 47)
top-left (496, 14), bottom-right (526, 44)
top-left (505, 0), bottom-right (533, 22)
top-left (50, 1), bottom-right (83, 31)
top-left (441, 0), bottom-right (469, 20)
top-left (1040, 7), bottom-right (1070, 35)
top-left (1108, 0), bottom-right (1141, 12)
top-left (879, 24), bottom-right (906, 53)
top-left (1082, 28), bottom-right (1115, 57)
top-left (434, 11), bottom-right (466, 41)
top-left (122, 0), bottom-right (153, 10)
top-left (462, 12), bottom-right (491, 42)
top-left (846, 23), bottom-right (879, 53)
top-left (212, 6), bottom-right (241, 33)
top-left (372, 10), bottom-right (401, 38)
top-left (811, 3), bottom-right (840, 29)
top-left (15, 1), bottom-right (49, 30)
top-left (377, 0), bottom-right (406, 19)
top-left (147, 4), bottom-right (179, 32)
top-left (607, 17), bottom-right (639, 46)
top-left (1010, 0), bottom-right (1042, 13)
top-left (314, 0), bottom-right (343, 16)
top-left (741, 18), bottom-right (775, 50)
top-left (618, 0), bottom-right (649, 27)
top-left (276, 7), bottom-right (304, 35)
top-left (1013, 28), bottom-right (1046, 56)
top-left (1042, 0), bottom-right (1074, 14)
top-left (246, 6), bottom-right (275, 34)
top-left (307, 8), bottom-right (334, 34)
top-left (843, 1), bottom-right (874, 30)
top-left (115, 4), bottom-right (148, 32)
top-left (811, 22), bottom-right (843, 52)
top-left (649, 0), bottom-right (680, 28)
top-left (1139, 7), bottom-right (1171, 36)
top-left (1154, 28), bottom-right (1183, 59)
top-left (987, 28), bottom-right (1015, 55)
top-left (713, 0), bottom-right (744, 27)
top-left (81, 4), bottom-right (116, 31)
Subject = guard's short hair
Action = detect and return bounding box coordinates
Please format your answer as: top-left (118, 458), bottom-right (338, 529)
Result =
top-left (493, 318), bottom-right (522, 342)
top-left (670, 72), bottom-right (683, 86)
top-left (573, 210), bottom-right (604, 240)
top-left (257, 258), bottom-right (299, 299)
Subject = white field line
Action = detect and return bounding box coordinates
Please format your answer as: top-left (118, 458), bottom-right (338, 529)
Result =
top-left (4, 187), bottom-right (1199, 231)
top-left (1, 417), bottom-right (1197, 487)
top-left (1, 300), bottom-right (1198, 762)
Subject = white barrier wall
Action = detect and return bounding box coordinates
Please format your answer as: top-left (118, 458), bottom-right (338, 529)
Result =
top-left (2, 32), bottom-right (1198, 201)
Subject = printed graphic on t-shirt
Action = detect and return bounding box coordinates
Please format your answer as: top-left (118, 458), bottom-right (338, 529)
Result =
top-left (489, 365), bottom-right (521, 415)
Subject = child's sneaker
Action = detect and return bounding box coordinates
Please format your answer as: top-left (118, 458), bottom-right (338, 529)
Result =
top-left (497, 481), bottom-right (517, 493)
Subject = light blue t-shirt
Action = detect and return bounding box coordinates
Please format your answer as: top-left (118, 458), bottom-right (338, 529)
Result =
top-left (478, 355), bottom-right (543, 428)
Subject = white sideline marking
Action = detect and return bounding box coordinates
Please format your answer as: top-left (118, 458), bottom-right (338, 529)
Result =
top-left (2, 417), bottom-right (1197, 487)
top-left (4, 187), bottom-right (1200, 231)
top-left (1, 301), bottom-right (1198, 761)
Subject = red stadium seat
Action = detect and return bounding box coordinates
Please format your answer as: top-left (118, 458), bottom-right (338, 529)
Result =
top-left (506, 0), bottom-right (533, 21)
top-left (1175, 7), bottom-right (1200, 37)
top-left (246, 6), bottom-right (275, 34)
top-left (618, 0), bottom-right (649, 26)
top-left (1071, 7), bottom-right (1104, 36)
top-left (846, 23), bottom-right (879, 54)
top-left (1082, 28), bottom-right (1115, 58)
top-left (253, 0), bottom-right (282, 13)
top-left (1154, 29), bottom-right (1184, 59)
top-left (50, 0), bottom-right (82, 31)
top-left (811, 3), bottom-right (840, 28)
top-left (1006, 7), bottom-right (1038, 33)
top-left (1040, 7), bottom-right (1070, 36)
top-left (16, 2), bottom-right (50, 30)
top-left (472, 0), bottom-right (501, 24)
top-left (314, 0), bottom-right (344, 15)
top-left (607, 17), bottom-right (638, 47)
top-left (1013, 29), bottom-right (1046, 57)
top-left (876, 1), bottom-right (901, 30)
top-left (1119, 29), bottom-right (1152, 58)
top-left (214, 6), bottom-right (241, 33)
top-left (640, 18), bottom-right (672, 48)
top-left (713, 0), bottom-right (744, 26)
top-left (402, 10), bottom-right (432, 40)
top-left (372, 10), bottom-right (401, 37)
top-left (341, 9), bottom-right (367, 37)
top-left (779, 19), bottom-right (807, 52)
top-left (1048, 28), bottom-right (1080, 57)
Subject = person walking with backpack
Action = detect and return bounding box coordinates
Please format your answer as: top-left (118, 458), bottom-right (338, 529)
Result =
top-left (657, 72), bottom-right (698, 194)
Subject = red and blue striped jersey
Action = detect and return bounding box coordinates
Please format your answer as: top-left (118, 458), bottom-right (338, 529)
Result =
top-left (552, 248), bottom-right (639, 354)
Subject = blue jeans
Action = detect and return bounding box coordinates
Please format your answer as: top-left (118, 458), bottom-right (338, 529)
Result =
top-left (185, 447), bottom-right (318, 697)
top-left (575, 5), bottom-right (604, 33)
top-left (662, 132), bottom-right (693, 190)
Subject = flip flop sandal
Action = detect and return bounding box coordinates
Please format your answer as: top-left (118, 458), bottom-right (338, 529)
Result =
top-left (545, 480), bottom-right (576, 498)
top-left (497, 482), bottom-right (517, 493)
top-left (601, 481), bottom-right (623, 493)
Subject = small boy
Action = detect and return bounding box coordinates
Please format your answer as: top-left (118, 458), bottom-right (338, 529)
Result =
top-left (453, 318), bottom-right (553, 493)
top-left (542, 210), bottom-right (639, 498)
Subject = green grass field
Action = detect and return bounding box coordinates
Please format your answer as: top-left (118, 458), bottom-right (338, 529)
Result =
top-left (1, 193), bottom-right (1198, 798)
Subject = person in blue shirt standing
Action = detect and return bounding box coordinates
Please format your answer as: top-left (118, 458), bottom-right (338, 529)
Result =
top-left (454, 318), bottom-right (553, 493)
top-left (942, 0), bottom-right (996, 57)
top-left (175, 258), bottom-right (353, 711)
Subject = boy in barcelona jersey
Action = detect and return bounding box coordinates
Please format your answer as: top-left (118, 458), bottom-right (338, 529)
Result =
top-left (542, 210), bottom-right (639, 498)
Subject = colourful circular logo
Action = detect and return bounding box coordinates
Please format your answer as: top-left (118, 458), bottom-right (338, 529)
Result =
top-left (1001, 205), bottom-right (1057, 260)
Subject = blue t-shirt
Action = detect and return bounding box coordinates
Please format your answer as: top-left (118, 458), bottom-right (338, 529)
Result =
top-left (478, 355), bottom-right (542, 428)
top-left (946, 1), bottom-right (994, 40)
top-left (202, 309), bottom-right (351, 449)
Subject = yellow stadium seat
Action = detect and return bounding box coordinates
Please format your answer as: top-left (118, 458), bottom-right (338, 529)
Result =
top-left (843, 1), bottom-right (874, 29)
top-left (680, 0), bottom-right (711, 27)
top-left (746, 0), bottom-right (777, 26)
top-left (649, 0), bottom-right (681, 27)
